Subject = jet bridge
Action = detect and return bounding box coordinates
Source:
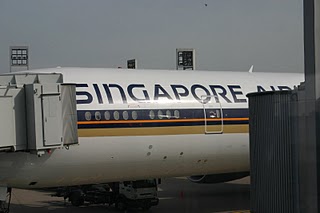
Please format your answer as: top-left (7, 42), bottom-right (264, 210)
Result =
top-left (0, 73), bottom-right (78, 156)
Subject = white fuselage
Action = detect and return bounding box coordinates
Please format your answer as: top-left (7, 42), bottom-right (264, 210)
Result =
top-left (0, 68), bottom-right (303, 188)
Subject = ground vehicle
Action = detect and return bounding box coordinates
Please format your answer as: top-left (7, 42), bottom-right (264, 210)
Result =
top-left (53, 179), bottom-right (159, 211)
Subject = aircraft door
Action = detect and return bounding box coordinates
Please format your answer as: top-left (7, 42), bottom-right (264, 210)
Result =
top-left (201, 95), bottom-right (223, 134)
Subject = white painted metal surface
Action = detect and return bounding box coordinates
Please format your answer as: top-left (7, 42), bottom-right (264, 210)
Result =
top-left (0, 67), bottom-right (303, 189)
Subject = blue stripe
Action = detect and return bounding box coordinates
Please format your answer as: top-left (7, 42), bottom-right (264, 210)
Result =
top-left (77, 108), bottom-right (248, 129)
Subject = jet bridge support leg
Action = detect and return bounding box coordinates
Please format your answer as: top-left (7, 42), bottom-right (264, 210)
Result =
top-left (0, 187), bottom-right (11, 213)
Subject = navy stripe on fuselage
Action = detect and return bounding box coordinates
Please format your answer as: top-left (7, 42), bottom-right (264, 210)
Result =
top-left (77, 108), bottom-right (248, 129)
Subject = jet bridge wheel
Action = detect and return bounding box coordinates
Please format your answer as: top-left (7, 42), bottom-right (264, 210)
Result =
top-left (0, 188), bottom-right (11, 213)
top-left (69, 190), bottom-right (84, 207)
top-left (141, 204), bottom-right (151, 211)
top-left (115, 198), bottom-right (127, 211)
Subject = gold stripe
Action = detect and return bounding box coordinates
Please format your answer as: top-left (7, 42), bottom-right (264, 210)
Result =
top-left (78, 124), bottom-right (249, 137)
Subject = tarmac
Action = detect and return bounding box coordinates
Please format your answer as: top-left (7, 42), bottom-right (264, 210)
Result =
top-left (9, 177), bottom-right (250, 213)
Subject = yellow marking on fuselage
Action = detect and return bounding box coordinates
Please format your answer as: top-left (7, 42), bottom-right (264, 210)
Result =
top-left (78, 124), bottom-right (249, 137)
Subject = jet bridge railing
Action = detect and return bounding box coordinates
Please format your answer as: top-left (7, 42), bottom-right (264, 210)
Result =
top-left (0, 73), bottom-right (78, 156)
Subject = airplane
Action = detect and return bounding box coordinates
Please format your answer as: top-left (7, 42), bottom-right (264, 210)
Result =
top-left (0, 67), bottom-right (303, 204)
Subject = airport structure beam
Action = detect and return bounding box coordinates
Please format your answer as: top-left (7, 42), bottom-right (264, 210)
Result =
top-left (301, 0), bottom-right (320, 211)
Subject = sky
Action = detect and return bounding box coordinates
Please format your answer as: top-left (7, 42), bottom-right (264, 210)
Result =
top-left (0, 0), bottom-right (304, 73)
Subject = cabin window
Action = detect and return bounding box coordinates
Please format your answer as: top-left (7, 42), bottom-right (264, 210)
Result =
top-left (158, 110), bottom-right (163, 119)
top-left (123, 111), bottom-right (129, 120)
top-left (104, 111), bottom-right (111, 120)
top-left (132, 111), bottom-right (138, 120)
top-left (166, 110), bottom-right (171, 119)
top-left (85, 112), bottom-right (91, 121)
top-left (149, 110), bottom-right (155, 119)
top-left (95, 111), bottom-right (101, 120)
top-left (174, 110), bottom-right (180, 119)
top-left (114, 111), bottom-right (120, 120)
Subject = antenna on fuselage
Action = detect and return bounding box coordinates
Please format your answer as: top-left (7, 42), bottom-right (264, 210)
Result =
top-left (249, 65), bottom-right (254, 73)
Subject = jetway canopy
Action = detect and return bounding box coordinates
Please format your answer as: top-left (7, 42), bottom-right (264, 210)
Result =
top-left (0, 73), bottom-right (78, 156)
